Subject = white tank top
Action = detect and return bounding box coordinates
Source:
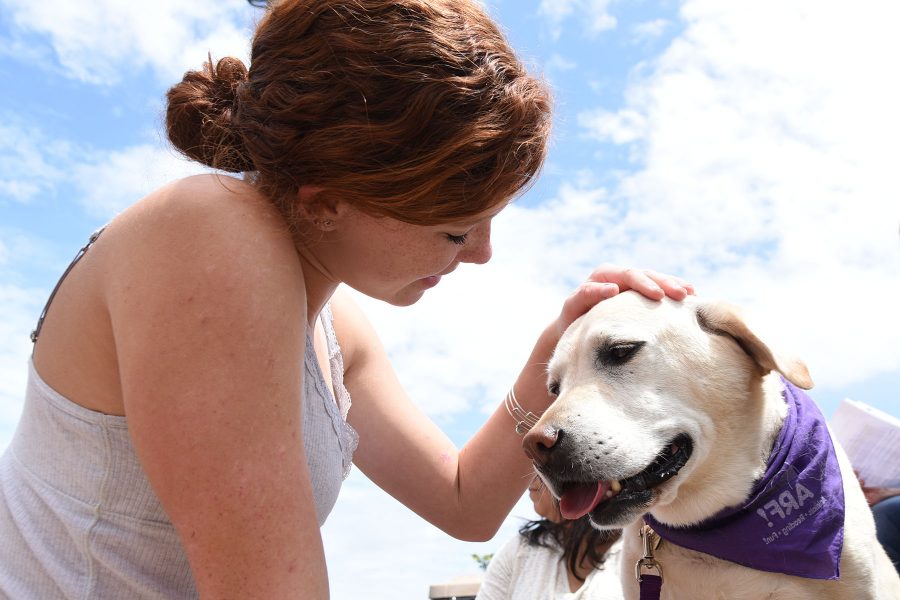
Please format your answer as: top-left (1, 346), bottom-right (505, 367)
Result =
top-left (0, 304), bottom-right (357, 599)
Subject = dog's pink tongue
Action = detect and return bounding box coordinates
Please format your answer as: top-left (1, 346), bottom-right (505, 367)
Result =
top-left (559, 481), bottom-right (610, 520)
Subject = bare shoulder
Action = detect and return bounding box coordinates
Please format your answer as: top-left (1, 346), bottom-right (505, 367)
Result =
top-left (98, 174), bottom-right (302, 298)
top-left (110, 174), bottom-right (293, 259)
top-left (97, 172), bottom-right (308, 386)
top-left (95, 172), bottom-right (310, 414)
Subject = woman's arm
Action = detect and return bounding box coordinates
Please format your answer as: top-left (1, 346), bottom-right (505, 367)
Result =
top-left (336, 267), bottom-right (690, 540)
top-left (105, 178), bottom-right (328, 597)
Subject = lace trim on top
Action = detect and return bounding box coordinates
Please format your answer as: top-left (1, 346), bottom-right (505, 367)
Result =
top-left (319, 304), bottom-right (358, 479)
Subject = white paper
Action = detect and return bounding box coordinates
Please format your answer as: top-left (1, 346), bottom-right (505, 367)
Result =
top-left (829, 398), bottom-right (900, 488)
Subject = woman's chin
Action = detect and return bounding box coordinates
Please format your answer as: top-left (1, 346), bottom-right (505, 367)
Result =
top-left (354, 276), bottom-right (444, 307)
top-left (382, 286), bottom-right (428, 307)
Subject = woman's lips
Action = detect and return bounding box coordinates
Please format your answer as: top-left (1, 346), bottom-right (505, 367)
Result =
top-left (421, 275), bottom-right (442, 288)
top-left (421, 264), bottom-right (458, 288)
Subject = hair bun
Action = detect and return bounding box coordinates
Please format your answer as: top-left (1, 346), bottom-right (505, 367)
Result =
top-left (165, 56), bottom-right (254, 172)
top-left (207, 56), bottom-right (249, 106)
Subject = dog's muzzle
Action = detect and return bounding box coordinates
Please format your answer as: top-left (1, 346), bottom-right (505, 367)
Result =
top-left (524, 426), bottom-right (693, 520)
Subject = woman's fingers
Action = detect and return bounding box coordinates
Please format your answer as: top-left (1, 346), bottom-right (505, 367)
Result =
top-left (552, 265), bottom-right (695, 335)
top-left (558, 281), bottom-right (619, 331)
top-left (586, 265), bottom-right (694, 300)
top-left (643, 269), bottom-right (694, 300)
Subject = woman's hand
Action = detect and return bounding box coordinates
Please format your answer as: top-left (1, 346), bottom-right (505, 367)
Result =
top-left (864, 486), bottom-right (900, 507)
top-left (515, 265), bottom-right (693, 414)
top-left (856, 470), bottom-right (900, 506)
top-left (555, 265), bottom-right (694, 335)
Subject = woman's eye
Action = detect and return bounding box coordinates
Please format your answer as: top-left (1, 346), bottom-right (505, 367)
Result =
top-left (597, 342), bottom-right (645, 366)
top-left (445, 233), bottom-right (468, 245)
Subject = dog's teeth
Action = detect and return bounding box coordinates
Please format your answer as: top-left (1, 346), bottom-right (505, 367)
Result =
top-left (605, 490), bottom-right (613, 498)
top-left (611, 479), bottom-right (622, 493)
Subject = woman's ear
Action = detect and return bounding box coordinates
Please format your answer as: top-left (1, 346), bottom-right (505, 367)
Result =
top-left (297, 185), bottom-right (338, 230)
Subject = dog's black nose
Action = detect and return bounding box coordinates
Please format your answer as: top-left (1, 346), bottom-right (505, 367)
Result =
top-left (522, 425), bottom-right (562, 465)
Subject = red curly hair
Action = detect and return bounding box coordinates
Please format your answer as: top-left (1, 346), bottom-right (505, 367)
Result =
top-left (166, 0), bottom-right (552, 226)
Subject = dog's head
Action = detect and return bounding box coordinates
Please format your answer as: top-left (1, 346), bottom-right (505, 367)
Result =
top-left (523, 291), bottom-right (812, 530)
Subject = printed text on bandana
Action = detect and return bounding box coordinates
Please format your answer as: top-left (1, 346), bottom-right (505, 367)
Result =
top-left (755, 467), bottom-right (824, 545)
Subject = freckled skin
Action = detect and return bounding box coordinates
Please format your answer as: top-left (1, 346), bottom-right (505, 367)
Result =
top-left (296, 199), bottom-right (497, 309)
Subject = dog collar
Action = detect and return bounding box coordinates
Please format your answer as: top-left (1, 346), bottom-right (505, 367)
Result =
top-left (644, 378), bottom-right (845, 580)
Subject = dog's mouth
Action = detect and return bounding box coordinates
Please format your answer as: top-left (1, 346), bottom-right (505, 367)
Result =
top-left (558, 433), bottom-right (693, 520)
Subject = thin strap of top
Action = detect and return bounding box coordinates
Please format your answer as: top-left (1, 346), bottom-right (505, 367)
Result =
top-left (30, 227), bottom-right (107, 344)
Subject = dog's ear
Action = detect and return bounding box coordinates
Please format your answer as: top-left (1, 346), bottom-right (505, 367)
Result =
top-left (695, 300), bottom-right (814, 389)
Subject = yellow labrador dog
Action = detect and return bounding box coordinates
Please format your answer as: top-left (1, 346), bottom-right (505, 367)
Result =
top-left (523, 291), bottom-right (900, 600)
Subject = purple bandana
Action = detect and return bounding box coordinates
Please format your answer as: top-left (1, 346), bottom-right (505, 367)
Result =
top-left (645, 379), bottom-right (844, 580)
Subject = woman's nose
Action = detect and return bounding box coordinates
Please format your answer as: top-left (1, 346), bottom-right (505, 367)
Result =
top-left (459, 222), bottom-right (492, 264)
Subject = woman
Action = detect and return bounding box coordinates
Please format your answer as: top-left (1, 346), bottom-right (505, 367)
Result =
top-left (476, 476), bottom-right (624, 600)
top-left (0, 0), bottom-right (691, 597)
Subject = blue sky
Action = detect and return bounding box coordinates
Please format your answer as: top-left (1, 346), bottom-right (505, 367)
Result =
top-left (2, 0), bottom-right (899, 597)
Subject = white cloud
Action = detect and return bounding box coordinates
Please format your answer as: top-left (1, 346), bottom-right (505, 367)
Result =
top-left (632, 18), bottom-right (669, 40)
top-left (545, 53), bottom-right (578, 73)
top-left (0, 223), bottom-right (91, 448)
top-left (322, 469), bottom-right (534, 600)
top-left (538, 0), bottom-right (580, 29)
top-left (72, 143), bottom-right (212, 219)
top-left (539, 0), bottom-right (617, 39)
top-left (0, 114), bottom-right (210, 220)
top-left (0, 0), bottom-right (254, 85)
top-left (0, 283), bottom-right (43, 444)
top-left (579, 107), bottom-right (646, 144)
top-left (571, 0), bottom-right (900, 388)
top-left (0, 120), bottom-right (67, 203)
top-left (0, 230), bottom-right (59, 273)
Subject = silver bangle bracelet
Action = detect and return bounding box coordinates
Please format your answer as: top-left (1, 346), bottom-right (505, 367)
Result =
top-left (504, 386), bottom-right (541, 436)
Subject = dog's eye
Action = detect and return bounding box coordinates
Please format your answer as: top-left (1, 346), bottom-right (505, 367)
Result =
top-left (547, 381), bottom-right (560, 396)
top-left (598, 342), bottom-right (645, 366)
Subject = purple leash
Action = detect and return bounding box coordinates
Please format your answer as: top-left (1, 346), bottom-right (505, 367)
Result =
top-left (636, 525), bottom-right (663, 600)
top-left (639, 575), bottom-right (662, 600)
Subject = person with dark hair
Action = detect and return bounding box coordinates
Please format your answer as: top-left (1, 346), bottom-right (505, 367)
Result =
top-left (476, 476), bottom-right (623, 600)
top-left (0, 1), bottom-right (691, 598)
